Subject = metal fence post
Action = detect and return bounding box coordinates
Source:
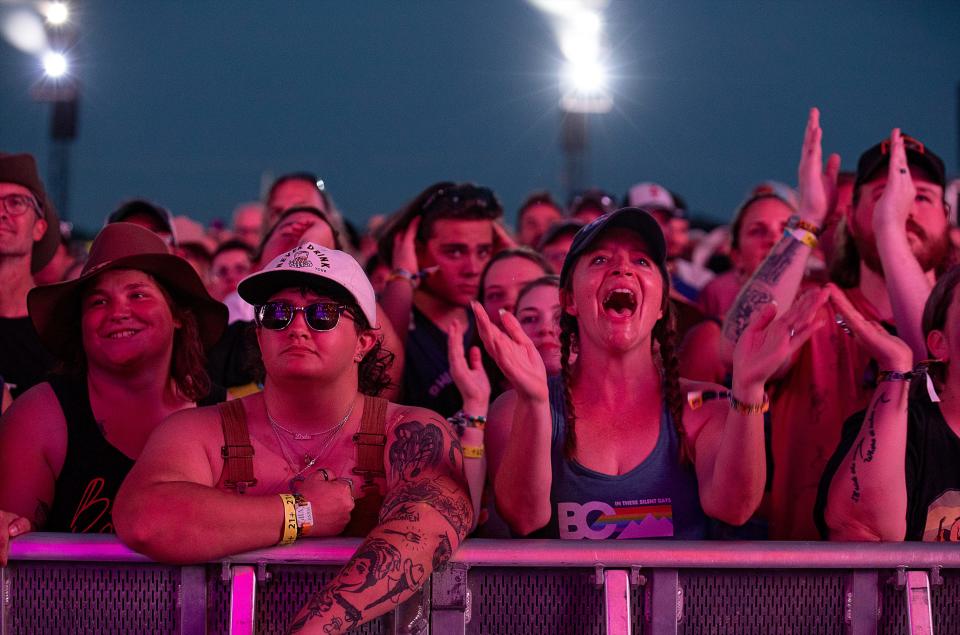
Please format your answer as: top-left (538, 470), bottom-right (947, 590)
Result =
top-left (178, 565), bottom-right (207, 635)
top-left (905, 570), bottom-right (934, 635)
top-left (1, 566), bottom-right (10, 635)
top-left (229, 565), bottom-right (257, 635)
top-left (845, 570), bottom-right (879, 635)
top-left (430, 564), bottom-right (469, 634)
top-left (604, 569), bottom-right (632, 635)
top-left (646, 568), bottom-right (679, 635)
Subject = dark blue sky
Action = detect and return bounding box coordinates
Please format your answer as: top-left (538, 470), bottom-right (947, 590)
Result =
top-left (2, 1), bottom-right (958, 234)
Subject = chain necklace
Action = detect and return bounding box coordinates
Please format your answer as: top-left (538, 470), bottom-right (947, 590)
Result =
top-left (267, 399), bottom-right (355, 491)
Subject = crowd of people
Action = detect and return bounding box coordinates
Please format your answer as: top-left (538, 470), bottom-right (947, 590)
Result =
top-left (1, 107), bottom-right (959, 632)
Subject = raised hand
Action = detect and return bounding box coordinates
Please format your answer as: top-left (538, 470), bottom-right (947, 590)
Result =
top-left (828, 284), bottom-right (913, 371)
top-left (470, 301), bottom-right (548, 402)
top-left (298, 470), bottom-right (355, 537)
top-left (872, 128), bottom-right (916, 235)
top-left (391, 216), bottom-right (422, 274)
top-left (0, 510), bottom-right (32, 566)
top-left (797, 107), bottom-right (841, 225)
top-left (447, 319), bottom-right (491, 415)
top-left (732, 287), bottom-right (830, 388)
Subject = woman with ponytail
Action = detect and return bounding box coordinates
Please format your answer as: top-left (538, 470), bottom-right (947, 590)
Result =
top-left (474, 208), bottom-right (828, 539)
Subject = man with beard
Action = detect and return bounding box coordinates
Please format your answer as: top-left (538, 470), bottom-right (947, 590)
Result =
top-left (722, 109), bottom-right (951, 540)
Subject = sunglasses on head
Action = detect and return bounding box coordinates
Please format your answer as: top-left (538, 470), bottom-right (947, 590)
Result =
top-left (254, 301), bottom-right (352, 332)
top-left (421, 185), bottom-right (499, 215)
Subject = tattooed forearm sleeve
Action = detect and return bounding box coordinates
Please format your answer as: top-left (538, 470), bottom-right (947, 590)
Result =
top-left (722, 234), bottom-right (805, 343)
top-left (288, 415), bottom-right (472, 634)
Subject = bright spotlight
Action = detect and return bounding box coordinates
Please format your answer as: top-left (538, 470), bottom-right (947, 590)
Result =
top-left (43, 51), bottom-right (68, 78)
top-left (566, 60), bottom-right (607, 93)
top-left (45, 2), bottom-right (70, 26)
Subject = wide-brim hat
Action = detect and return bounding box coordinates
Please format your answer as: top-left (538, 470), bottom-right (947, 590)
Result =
top-left (238, 242), bottom-right (377, 328)
top-left (559, 207), bottom-right (668, 288)
top-left (0, 152), bottom-right (61, 273)
top-left (28, 222), bottom-right (227, 358)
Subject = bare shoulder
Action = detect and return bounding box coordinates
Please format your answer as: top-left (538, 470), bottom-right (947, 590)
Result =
top-left (384, 403), bottom-right (449, 431)
top-left (0, 382), bottom-right (66, 440)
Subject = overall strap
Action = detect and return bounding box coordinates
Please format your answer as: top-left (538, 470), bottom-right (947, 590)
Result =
top-left (218, 400), bottom-right (257, 493)
top-left (352, 395), bottom-right (388, 489)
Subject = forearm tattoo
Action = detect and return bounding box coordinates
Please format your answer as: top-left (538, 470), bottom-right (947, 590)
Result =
top-left (379, 479), bottom-right (472, 539)
top-left (723, 236), bottom-right (803, 342)
top-left (848, 392), bottom-right (890, 502)
top-left (724, 287), bottom-right (774, 342)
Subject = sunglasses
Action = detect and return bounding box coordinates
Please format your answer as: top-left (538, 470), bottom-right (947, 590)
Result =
top-left (254, 301), bottom-right (352, 332)
top-left (421, 185), bottom-right (499, 215)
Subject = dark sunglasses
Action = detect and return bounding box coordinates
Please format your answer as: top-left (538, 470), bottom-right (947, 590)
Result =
top-left (421, 185), bottom-right (500, 215)
top-left (254, 301), bottom-right (352, 332)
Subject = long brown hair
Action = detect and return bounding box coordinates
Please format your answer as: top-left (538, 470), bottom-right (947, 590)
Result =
top-left (559, 267), bottom-right (689, 463)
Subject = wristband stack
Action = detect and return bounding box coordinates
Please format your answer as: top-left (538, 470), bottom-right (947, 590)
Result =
top-left (449, 410), bottom-right (486, 458)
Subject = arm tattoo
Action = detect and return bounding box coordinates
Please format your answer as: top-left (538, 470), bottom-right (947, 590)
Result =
top-left (754, 236), bottom-right (802, 285)
top-left (723, 287), bottom-right (774, 342)
top-left (848, 393), bottom-right (890, 502)
top-left (389, 420), bottom-right (444, 481)
top-left (432, 533), bottom-right (453, 571)
top-left (380, 479), bottom-right (471, 538)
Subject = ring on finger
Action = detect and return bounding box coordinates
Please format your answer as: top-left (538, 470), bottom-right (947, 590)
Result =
top-left (789, 327), bottom-right (797, 338)
top-left (318, 468), bottom-right (330, 481)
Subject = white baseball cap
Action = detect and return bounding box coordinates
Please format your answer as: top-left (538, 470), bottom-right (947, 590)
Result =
top-left (238, 242), bottom-right (377, 327)
top-left (626, 182), bottom-right (676, 211)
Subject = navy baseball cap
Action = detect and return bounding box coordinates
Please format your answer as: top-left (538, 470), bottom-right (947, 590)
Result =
top-left (559, 207), bottom-right (668, 288)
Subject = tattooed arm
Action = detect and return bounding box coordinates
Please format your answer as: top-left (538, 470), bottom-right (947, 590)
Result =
top-left (720, 108), bottom-right (839, 363)
top-left (0, 383), bottom-right (67, 564)
top-left (289, 408), bottom-right (473, 634)
top-left (824, 289), bottom-right (914, 540)
top-left (824, 385), bottom-right (911, 541)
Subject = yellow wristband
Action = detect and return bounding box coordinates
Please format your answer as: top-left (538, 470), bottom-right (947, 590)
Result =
top-left (784, 228), bottom-right (818, 249)
top-left (462, 444), bottom-right (485, 459)
top-left (279, 494), bottom-right (298, 545)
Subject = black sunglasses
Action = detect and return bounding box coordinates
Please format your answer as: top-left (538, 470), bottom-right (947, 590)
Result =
top-left (421, 185), bottom-right (499, 215)
top-left (254, 301), bottom-right (352, 332)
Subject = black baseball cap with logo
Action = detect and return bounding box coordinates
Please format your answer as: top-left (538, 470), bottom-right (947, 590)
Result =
top-left (854, 134), bottom-right (945, 191)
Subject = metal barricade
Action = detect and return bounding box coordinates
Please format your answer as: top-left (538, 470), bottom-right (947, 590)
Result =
top-left (3, 535), bottom-right (960, 635)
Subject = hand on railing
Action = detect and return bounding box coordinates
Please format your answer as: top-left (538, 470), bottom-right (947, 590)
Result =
top-left (298, 471), bottom-right (355, 537)
top-left (1, 509), bottom-right (32, 566)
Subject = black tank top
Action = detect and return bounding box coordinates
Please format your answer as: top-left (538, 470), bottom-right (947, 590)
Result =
top-left (45, 374), bottom-right (225, 533)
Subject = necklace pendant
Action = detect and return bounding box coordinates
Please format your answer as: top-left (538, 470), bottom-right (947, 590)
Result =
top-left (303, 455), bottom-right (315, 468)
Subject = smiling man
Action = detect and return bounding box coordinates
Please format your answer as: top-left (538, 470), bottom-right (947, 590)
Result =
top-left (0, 153), bottom-right (59, 397)
top-left (114, 242), bottom-right (472, 633)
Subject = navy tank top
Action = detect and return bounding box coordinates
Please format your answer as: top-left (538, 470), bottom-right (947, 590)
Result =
top-left (539, 375), bottom-right (708, 539)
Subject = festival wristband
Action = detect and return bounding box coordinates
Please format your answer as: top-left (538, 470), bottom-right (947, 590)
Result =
top-left (387, 268), bottom-right (418, 287)
top-left (293, 494), bottom-right (314, 538)
top-left (788, 215), bottom-right (823, 236)
top-left (462, 444), bottom-right (485, 459)
top-left (728, 392), bottom-right (770, 415)
top-left (877, 369), bottom-right (916, 383)
top-left (279, 494), bottom-right (298, 546)
top-left (784, 227), bottom-right (818, 249)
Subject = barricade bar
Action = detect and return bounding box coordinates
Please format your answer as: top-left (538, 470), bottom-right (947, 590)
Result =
top-left (9, 534), bottom-right (960, 569)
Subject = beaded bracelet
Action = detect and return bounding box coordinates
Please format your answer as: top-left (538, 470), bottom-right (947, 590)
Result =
top-left (728, 392), bottom-right (770, 415)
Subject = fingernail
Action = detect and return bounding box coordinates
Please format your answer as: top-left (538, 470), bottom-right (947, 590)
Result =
top-left (499, 308), bottom-right (506, 316)
top-left (9, 525), bottom-right (20, 537)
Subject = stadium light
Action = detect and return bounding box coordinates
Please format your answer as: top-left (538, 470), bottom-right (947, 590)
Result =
top-left (44, 2), bottom-right (69, 26)
top-left (42, 51), bottom-right (68, 78)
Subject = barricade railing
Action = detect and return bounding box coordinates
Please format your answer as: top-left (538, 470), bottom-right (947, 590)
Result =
top-left (3, 534), bottom-right (959, 634)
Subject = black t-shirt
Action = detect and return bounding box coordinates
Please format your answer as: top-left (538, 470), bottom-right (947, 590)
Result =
top-left (206, 320), bottom-right (260, 389)
top-left (815, 397), bottom-right (960, 541)
top-left (401, 306), bottom-right (474, 418)
top-left (0, 316), bottom-right (55, 397)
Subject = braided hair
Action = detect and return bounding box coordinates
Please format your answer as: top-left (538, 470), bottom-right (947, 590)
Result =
top-left (559, 280), bottom-right (691, 464)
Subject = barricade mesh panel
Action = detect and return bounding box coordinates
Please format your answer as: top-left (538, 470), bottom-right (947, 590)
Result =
top-left (5, 562), bottom-right (178, 635)
top-left (630, 575), bottom-right (648, 635)
top-left (205, 564), bottom-right (387, 634)
top-left (678, 569), bottom-right (845, 635)
top-left (466, 567), bottom-right (604, 635)
top-left (879, 568), bottom-right (960, 635)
